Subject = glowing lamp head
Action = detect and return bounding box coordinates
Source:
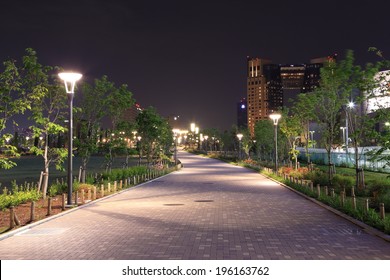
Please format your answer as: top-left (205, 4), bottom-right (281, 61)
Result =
top-left (58, 72), bottom-right (82, 94)
top-left (269, 113), bottom-right (281, 125)
top-left (236, 133), bottom-right (243, 141)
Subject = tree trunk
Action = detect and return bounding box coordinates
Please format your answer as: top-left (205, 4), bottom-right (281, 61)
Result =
top-left (81, 157), bottom-right (88, 183)
top-left (42, 166), bottom-right (49, 199)
top-left (42, 140), bottom-right (49, 199)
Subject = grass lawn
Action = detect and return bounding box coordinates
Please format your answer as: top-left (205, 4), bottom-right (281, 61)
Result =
top-left (315, 164), bottom-right (390, 181)
top-left (0, 155), bottom-right (142, 190)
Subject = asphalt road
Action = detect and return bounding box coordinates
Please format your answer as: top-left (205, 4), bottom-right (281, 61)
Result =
top-left (0, 151), bottom-right (389, 259)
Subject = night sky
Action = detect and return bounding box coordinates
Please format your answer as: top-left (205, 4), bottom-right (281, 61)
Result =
top-left (1, 0), bottom-right (389, 131)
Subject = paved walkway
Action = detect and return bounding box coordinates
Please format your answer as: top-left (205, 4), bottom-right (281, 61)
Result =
top-left (0, 151), bottom-right (389, 259)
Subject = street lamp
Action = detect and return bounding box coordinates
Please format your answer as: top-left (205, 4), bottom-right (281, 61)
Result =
top-left (137, 136), bottom-right (142, 165)
top-left (204, 135), bottom-right (209, 152)
top-left (172, 129), bottom-right (180, 165)
top-left (340, 127), bottom-right (346, 148)
top-left (236, 133), bottom-right (243, 160)
top-left (309, 130), bottom-right (315, 148)
top-left (59, 72), bottom-right (82, 206)
top-left (269, 113), bottom-right (281, 172)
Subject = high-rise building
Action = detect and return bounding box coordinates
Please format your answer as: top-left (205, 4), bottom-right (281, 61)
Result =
top-left (245, 54), bottom-right (337, 137)
top-left (246, 57), bottom-right (282, 136)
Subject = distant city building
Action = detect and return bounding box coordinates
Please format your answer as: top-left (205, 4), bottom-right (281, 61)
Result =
top-left (245, 54), bottom-right (337, 136)
top-left (237, 98), bottom-right (247, 128)
top-left (367, 70), bottom-right (390, 113)
top-left (247, 57), bottom-right (272, 136)
top-left (121, 102), bottom-right (143, 123)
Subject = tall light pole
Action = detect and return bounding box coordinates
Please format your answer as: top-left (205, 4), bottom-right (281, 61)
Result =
top-left (190, 123), bottom-right (195, 148)
top-left (172, 129), bottom-right (180, 165)
top-left (236, 133), bottom-right (243, 160)
top-left (270, 113), bottom-right (281, 172)
top-left (340, 127), bottom-right (346, 149)
top-left (309, 130), bottom-right (315, 148)
top-left (137, 135), bottom-right (142, 166)
top-left (204, 135), bottom-right (209, 153)
top-left (59, 72), bottom-right (82, 206)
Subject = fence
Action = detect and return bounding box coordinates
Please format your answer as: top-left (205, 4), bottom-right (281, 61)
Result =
top-left (297, 147), bottom-right (390, 172)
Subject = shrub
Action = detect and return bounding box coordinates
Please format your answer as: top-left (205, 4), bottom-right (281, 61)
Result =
top-left (305, 170), bottom-right (329, 186)
top-left (0, 189), bottom-right (41, 211)
top-left (48, 183), bottom-right (67, 197)
top-left (332, 174), bottom-right (355, 194)
top-left (101, 166), bottom-right (149, 181)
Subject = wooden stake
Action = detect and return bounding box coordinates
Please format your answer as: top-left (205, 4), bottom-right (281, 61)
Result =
top-left (47, 197), bottom-right (52, 216)
top-left (340, 191), bottom-right (345, 207)
top-left (10, 206), bottom-right (15, 229)
top-left (380, 203), bottom-right (385, 220)
top-left (62, 193), bottom-right (66, 210)
top-left (81, 189), bottom-right (85, 204)
top-left (30, 201), bottom-right (35, 222)
top-left (352, 195), bottom-right (356, 210)
top-left (14, 211), bottom-right (21, 226)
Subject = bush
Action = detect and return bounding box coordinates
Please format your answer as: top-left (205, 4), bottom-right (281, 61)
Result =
top-left (332, 174), bottom-right (355, 194)
top-left (305, 170), bottom-right (329, 186)
top-left (0, 189), bottom-right (41, 211)
top-left (48, 183), bottom-right (67, 197)
top-left (101, 166), bottom-right (149, 181)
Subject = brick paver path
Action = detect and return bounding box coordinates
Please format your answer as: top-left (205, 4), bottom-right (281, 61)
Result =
top-left (1, 151), bottom-right (389, 259)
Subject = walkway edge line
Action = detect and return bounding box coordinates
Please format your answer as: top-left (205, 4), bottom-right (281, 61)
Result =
top-left (262, 173), bottom-right (390, 243)
top-left (0, 171), bottom-right (178, 242)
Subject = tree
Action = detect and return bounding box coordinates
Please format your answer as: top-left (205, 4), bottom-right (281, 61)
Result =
top-left (254, 120), bottom-right (274, 161)
top-left (24, 49), bottom-right (68, 198)
top-left (344, 60), bottom-right (384, 189)
top-left (103, 78), bottom-right (135, 171)
top-left (136, 107), bottom-right (173, 165)
top-left (0, 54), bottom-right (31, 169)
top-left (291, 93), bottom-right (317, 166)
top-left (74, 76), bottom-right (131, 181)
top-left (279, 110), bottom-right (303, 169)
top-left (314, 51), bottom-right (353, 183)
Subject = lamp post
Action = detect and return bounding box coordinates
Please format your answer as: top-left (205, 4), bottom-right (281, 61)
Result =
top-left (59, 72), bottom-right (82, 206)
top-left (236, 133), bottom-right (243, 160)
top-left (172, 129), bottom-right (180, 165)
top-left (309, 130), bottom-right (315, 148)
top-left (340, 127), bottom-right (346, 149)
top-left (204, 135), bottom-right (209, 153)
top-left (269, 113), bottom-right (281, 172)
top-left (345, 101), bottom-right (355, 164)
top-left (137, 136), bottom-right (142, 166)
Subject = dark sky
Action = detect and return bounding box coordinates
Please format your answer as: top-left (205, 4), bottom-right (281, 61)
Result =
top-left (1, 0), bottom-right (389, 131)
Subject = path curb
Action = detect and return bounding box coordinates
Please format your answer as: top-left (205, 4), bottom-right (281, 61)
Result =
top-left (0, 171), bottom-right (178, 241)
top-left (261, 172), bottom-right (390, 243)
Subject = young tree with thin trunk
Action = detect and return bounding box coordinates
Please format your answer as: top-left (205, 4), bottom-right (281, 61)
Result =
top-left (0, 54), bottom-right (31, 170)
top-left (24, 49), bottom-right (68, 198)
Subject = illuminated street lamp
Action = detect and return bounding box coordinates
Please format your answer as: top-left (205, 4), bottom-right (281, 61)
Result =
top-left (204, 135), bottom-right (209, 152)
top-left (59, 72), bottom-right (82, 206)
top-left (340, 127), bottom-right (346, 148)
top-left (309, 130), bottom-right (315, 148)
top-left (237, 133), bottom-right (243, 160)
top-left (137, 135), bottom-right (142, 165)
top-left (172, 129), bottom-right (180, 165)
top-left (269, 113), bottom-right (281, 172)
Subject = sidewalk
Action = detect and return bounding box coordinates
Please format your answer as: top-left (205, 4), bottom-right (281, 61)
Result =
top-left (0, 151), bottom-right (389, 259)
